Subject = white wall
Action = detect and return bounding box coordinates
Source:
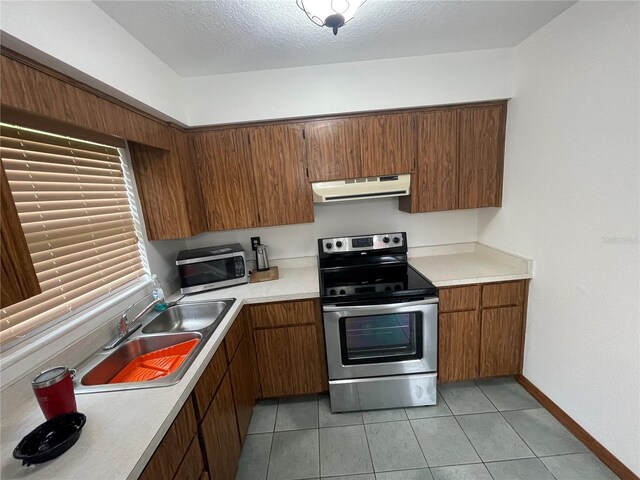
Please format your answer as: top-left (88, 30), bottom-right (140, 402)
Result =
top-left (183, 48), bottom-right (514, 126)
top-left (186, 199), bottom-right (478, 258)
top-left (477, 2), bottom-right (640, 474)
top-left (0, 1), bottom-right (187, 124)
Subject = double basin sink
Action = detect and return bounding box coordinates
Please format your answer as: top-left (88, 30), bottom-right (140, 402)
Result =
top-left (73, 299), bottom-right (235, 394)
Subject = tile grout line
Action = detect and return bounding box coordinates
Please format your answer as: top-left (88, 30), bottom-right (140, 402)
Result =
top-left (360, 416), bottom-right (377, 476)
top-left (264, 398), bottom-right (280, 480)
top-left (406, 415), bottom-right (431, 470)
top-left (473, 379), bottom-right (561, 480)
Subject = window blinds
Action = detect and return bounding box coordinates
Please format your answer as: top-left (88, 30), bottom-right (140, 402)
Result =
top-left (1, 124), bottom-right (147, 345)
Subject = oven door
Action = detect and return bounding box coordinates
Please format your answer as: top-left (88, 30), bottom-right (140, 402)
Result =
top-left (323, 298), bottom-right (438, 380)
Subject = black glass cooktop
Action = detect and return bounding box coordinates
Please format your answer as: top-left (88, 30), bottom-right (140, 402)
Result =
top-left (320, 263), bottom-right (437, 305)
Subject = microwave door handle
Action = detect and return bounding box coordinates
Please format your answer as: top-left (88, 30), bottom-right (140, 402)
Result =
top-left (322, 297), bottom-right (439, 312)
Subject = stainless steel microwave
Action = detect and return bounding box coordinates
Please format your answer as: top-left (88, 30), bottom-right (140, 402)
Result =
top-left (176, 243), bottom-right (248, 294)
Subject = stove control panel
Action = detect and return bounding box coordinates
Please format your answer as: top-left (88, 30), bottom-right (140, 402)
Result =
top-left (321, 233), bottom-right (404, 253)
top-left (325, 282), bottom-right (404, 296)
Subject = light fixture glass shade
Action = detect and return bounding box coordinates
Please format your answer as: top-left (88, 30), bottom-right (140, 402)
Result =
top-left (297, 0), bottom-right (367, 35)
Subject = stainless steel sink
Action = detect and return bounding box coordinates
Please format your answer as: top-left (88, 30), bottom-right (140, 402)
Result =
top-left (74, 299), bottom-right (235, 394)
top-left (142, 301), bottom-right (230, 334)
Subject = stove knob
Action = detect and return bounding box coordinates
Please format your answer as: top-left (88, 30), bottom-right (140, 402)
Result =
top-left (395, 284), bottom-right (402, 291)
top-left (384, 286), bottom-right (392, 292)
top-left (336, 241), bottom-right (343, 248)
top-left (393, 236), bottom-right (400, 244)
top-left (329, 289), bottom-right (337, 295)
top-left (325, 242), bottom-right (333, 250)
top-left (339, 289), bottom-right (346, 295)
top-left (383, 236), bottom-right (390, 244)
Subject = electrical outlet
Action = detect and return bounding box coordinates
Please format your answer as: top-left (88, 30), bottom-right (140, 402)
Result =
top-left (251, 236), bottom-right (261, 251)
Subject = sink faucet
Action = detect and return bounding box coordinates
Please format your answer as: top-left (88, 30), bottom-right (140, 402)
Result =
top-left (103, 289), bottom-right (165, 351)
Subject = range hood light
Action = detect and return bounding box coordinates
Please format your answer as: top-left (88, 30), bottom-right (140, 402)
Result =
top-left (296, 0), bottom-right (367, 35)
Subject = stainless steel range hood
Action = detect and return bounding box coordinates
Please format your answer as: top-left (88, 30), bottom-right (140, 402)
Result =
top-left (312, 174), bottom-right (411, 203)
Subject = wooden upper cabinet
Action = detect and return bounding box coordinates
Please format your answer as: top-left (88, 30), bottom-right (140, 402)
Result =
top-left (459, 104), bottom-right (506, 209)
top-left (128, 140), bottom-right (194, 240)
top-left (305, 118), bottom-right (360, 181)
top-left (191, 129), bottom-right (259, 231)
top-left (359, 113), bottom-right (415, 177)
top-left (400, 109), bottom-right (459, 213)
top-left (173, 130), bottom-right (206, 237)
top-left (248, 124), bottom-right (314, 226)
top-left (1, 163), bottom-right (41, 308)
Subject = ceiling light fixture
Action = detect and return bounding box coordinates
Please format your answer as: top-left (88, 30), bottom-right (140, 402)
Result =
top-left (296, 0), bottom-right (367, 35)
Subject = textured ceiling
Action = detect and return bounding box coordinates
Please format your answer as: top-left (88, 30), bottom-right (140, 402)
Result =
top-left (94, 0), bottom-right (575, 77)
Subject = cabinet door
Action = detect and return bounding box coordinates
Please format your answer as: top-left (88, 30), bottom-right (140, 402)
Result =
top-left (438, 311), bottom-right (480, 382)
top-left (415, 109), bottom-right (459, 211)
top-left (248, 124), bottom-right (314, 226)
top-left (200, 374), bottom-right (241, 480)
top-left (229, 335), bottom-right (257, 444)
top-left (254, 325), bottom-right (326, 397)
top-left (480, 306), bottom-right (523, 377)
top-left (359, 113), bottom-right (415, 177)
top-left (128, 141), bottom-right (194, 240)
top-left (139, 398), bottom-right (197, 480)
top-left (1, 163), bottom-right (41, 308)
top-left (305, 118), bottom-right (360, 181)
top-left (172, 436), bottom-right (205, 480)
top-left (459, 104), bottom-right (505, 209)
top-left (192, 129), bottom-right (259, 230)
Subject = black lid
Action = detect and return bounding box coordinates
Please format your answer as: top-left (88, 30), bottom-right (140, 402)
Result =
top-left (13, 412), bottom-right (86, 466)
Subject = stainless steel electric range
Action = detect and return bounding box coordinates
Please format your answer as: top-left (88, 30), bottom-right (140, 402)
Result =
top-left (318, 232), bottom-right (439, 412)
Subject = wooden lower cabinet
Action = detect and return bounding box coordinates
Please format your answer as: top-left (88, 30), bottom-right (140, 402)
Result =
top-left (229, 334), bottom-right (257, 445)
top-left (173, 436), bottom-right (205, 480)
top-left (254, 324), bottom-right (326, 397)
top-left (480, 306), bottom-right (523, 377)
top-left (438, 280), bottom-right (527, 383)
top-left (438, 311), bottom-right (480, 382)
top-left (138, 399), bottom-right (198, 480)
top-left (200, 374), bottom-right (241, 480)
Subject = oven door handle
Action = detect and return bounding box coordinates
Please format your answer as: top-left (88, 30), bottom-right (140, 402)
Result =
top-left (323, 297), bottom-right (439, 311)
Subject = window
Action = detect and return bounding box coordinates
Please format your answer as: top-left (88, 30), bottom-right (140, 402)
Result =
top-left (0, 124), bottom-right (149, 346)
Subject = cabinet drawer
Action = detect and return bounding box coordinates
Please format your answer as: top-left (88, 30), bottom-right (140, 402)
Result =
top-left (439, 285), bottom-right (479, 312)
top-left (139, 399), bottom-right (197, 480)
top-left (172, 436), bottom-right (204, 480)
top-left (224, 308), bottom-right (247, 363)
top-left (193, 346), bottom-right (227, 420)
top-left (482, 281), bottom-right (524, 307)
top-left (250, 299), bottom-right (318, 329)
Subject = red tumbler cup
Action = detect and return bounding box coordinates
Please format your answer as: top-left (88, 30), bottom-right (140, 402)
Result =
top-left (31, 366), bottom-right (77, 420)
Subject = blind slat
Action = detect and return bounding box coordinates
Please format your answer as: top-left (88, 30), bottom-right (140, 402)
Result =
top-left (1, 270), bottom-right (146, 338)
top-left (19, 205), bottom-right (134, 223)
top-left (29, 229), bottom-right (137, 256)
top-left (1, 137), bottom-right (121, 162)
top-left (36, 243), bottom-right (142, 280)
top-left (39, 254), bottom-right (143, 291)
top-left (6, 170), bottom-right (126, 186)
top-left (0, 123), bottom-right (147, 346)
top-left (22, 212), bottom-right (133, 234)
top-left (1, 125), bottom-right (119, 156)
top-left (12, 190), bottom-right (129, 203)
top-left (8, 180), bottom-right (126, 192)
top-left (16, 198), bottom-right (133, 213)
top-left (2, 156), bottom-right (124, 177)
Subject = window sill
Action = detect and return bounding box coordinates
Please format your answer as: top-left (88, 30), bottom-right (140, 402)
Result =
top-left (1, 277), bottom-right (153, 389)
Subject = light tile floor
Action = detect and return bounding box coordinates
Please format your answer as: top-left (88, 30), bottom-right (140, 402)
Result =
top-left (235, 377), bottom-right (619, 480)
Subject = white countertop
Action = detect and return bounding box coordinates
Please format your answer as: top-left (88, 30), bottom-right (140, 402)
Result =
top-left (0, 243), bottom-right (532, 480)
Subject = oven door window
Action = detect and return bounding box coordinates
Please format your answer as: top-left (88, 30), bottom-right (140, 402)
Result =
top-left (339, 312), bottom-right (423, 365)
top-left (178, 256), bottom-right (244, 288)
